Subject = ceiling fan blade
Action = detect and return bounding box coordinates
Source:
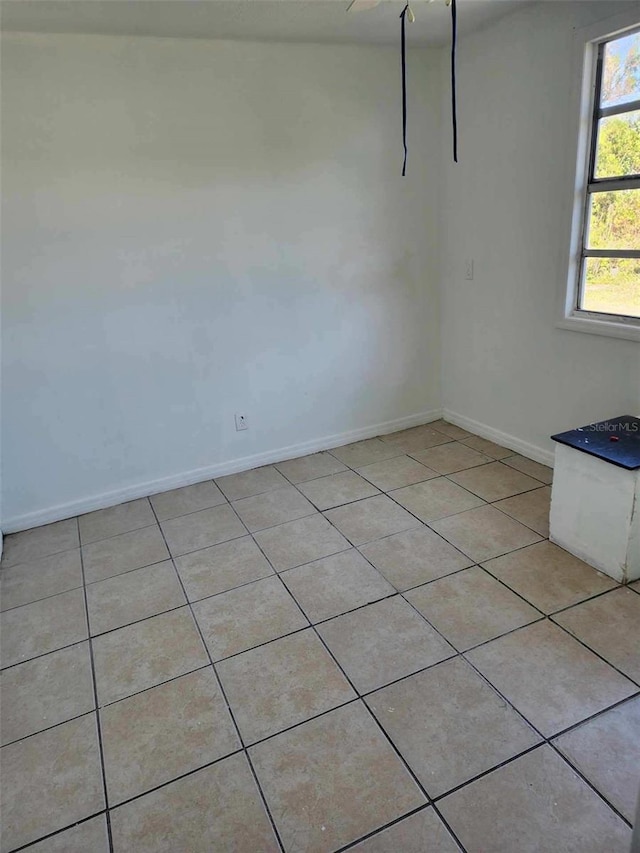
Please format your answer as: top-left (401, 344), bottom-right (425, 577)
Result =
top-left (347, 0), bottom-right (382, 12)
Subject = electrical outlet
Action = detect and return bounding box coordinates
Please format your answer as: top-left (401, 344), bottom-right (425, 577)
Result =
top-left (235, 413), bottom-right (248, 432)
top-left (465, 259), bottom-right (474, 281)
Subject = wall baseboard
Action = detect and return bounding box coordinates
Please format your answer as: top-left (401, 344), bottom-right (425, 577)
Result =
top-left (3, 409), bottom-right (442, 533)
top-left (442, 408), bottom-right (555, 468)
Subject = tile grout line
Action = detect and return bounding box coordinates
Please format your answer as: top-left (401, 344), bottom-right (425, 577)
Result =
top-left (6, 428), bottom-right (635, 850)
top-left (0, 447), bottom-right (544, 568)
top-left (1, 580), bottom-right (88, 615)
top-left (216, 496), bottom-right (353, 853)
top-left (1, 707), bottom-right (97, 752)
top-left (313, 449), bottom-right (548, 559)
top-left (0, 662), bottom-right (211, 747)
top-left (6, 568), bottom-right (636, 770)
top-left (436, 624), bottom-right (636, 826)
top-left (332, 804), bottom-right (451, 853)
top-left (8, 678), bottom-right (638, 851)
top-left (0, 428), bottom-right (542, 558)
top-left (0, 438), bottom-right (549, 615)
top-left (76, 517), bottom-right (116, 853)
top-left (479, 561), bottom-right (619, 618)
top-left (0, 560), bottom-right (515, 680)
top-left (547, 613), bottom-right (640, 690)
top-left (0, 636), bottom-right (89, 673)
top-left (3, 454), bottom-right (629, 670)
top-left (0, 538), bottom-right (83, 570)
top-left (96, 747), bottom-right (244, 812)
top-left (7, 450), bottom-right (625, 848)
top-left (246, 510), bottom-right (472, 853)
top-left (6, 811), bottom-right (110, 853)
top-left (146, 499), bottom-right (288, 853)
top-left (545, 583), bottom-right (630, 617)
top-left (78, 499), bottom-right (156, 546)
top-left (393, 584), bottom-right (637, 828)
top-left (210, 441), bottom-right (636, 841)
top-left (455, 647), bottom-right (636, 829)
top-left (71, 473), bottom-right (557, 597)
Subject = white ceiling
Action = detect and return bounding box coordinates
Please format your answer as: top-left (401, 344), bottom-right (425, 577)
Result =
top-left (0, 0), bottom-right (531, 47)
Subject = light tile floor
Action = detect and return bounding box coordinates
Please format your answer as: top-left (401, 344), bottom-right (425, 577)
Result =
top-left (1, 420), bottom-right (638, 853)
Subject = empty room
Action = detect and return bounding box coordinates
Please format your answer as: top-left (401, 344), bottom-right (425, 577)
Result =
top-left (1, 0), bottom-right (640, 851)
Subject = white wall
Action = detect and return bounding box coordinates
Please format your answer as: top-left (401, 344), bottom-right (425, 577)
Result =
top-left (439, 1), bottom-right (640, 464)
top-left (1, 33), bottom-right (442, 529)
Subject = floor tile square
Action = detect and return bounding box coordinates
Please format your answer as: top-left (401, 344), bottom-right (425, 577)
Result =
top-left (149, 480), bottom-right (226, 521)
top-left (502, 454), bottom-right (553, 484)
top-left (350, 809), bottom-right (460, 853)
top-left (299, 470), bottom-right (379, 510)
top-left (461, 435), bottom-right (512, 459)
top-left (86, 560), bottom-right (185, 635)
top-left (93, 607), bottom-right (209, 705)
top-left (110, 753), bottom-right (279, 853)
top-left (0, 642), bottom-right (94, 745)
top-left (553, 587), bottom-right (640, 683)
top-left (0, 714), bottom-right (104, 852)
top-left (494, 486), bottom-right (551, 536)
top-left (282, 549), bottom-right (395, 623)
top-left (174, 535), bottom-right (273, 601)
top-left (391, 478), bottom-right (484, 524)
top-left (381, 425), bottom-right (451, 453)
top-left (0, 548), bottom-right (82, 611)
top-left (82, 525), bottom-right (169, 583)
top-left (101, 668), bottom-right (240, 804)
top-left (275, 452), bottom-right (347, 484)
top-left (449, 461), bottom-right (542, 502)
top-left (368, 658), bottom-right (540, 797)
top-left (1, 519), bottom-right (79, 568)
top-left (192, 575), bottom-right (308, 660)
top-left (430, 505), bottom-right (542, 562)
top-left (253, 513), bottom-right (350, 572)
top-left (249, 702), bottom-right (426, 853)
top-left (330, 437), bottom-right (403, 468)
top-left (391, 477), bottom-right (484, 523)
top-left (26, 816), bottom-right (109, 853)
top-left (466, 620), bottom-right (636, 736)
top-left (160, 505), bottom-right (246, 557)
top-left (438, 746), bottom-right (631, 852)
top-left (1, 588), bottom-right (87, 668)
top-left (553, 696), bottom-right (640, 822)
top-left (317, 596), bottom-right (454, 693)
top-left (430, 419), bottom-right (473, 440)
top-left (411, 442), bottom-right (491, 475)
top-left (481, 540), bottom-right (616, 613)
top-left (356, 455), bottom-right (438, 491)
top-left (405, 566), bottom-right (541, 651)
top-left (325, 494), bottom-right (419, 546)
top-left (232, 485), bottom-right (315, 532)
top-left (79, 499), bottom-right (155, 544)
top-left (360, 527), bottom-right (473, 591)
top-left (218, 629), bottom-right (355, 743)
top-left (215, 465), bottom-right (289, 501)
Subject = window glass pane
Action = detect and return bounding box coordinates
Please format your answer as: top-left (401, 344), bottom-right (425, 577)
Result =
top-left (581, 257), bottom-right (640, 318)
top-left (594, 111), bottom-right (640, 178)
top-left (601, 31), bottom-right (640, 109)
top-left (586, 189), bottom-right (640, 250)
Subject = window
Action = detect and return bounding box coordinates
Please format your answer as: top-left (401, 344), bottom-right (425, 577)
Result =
top-left (578, 30), bottom-right (640, 321)
top-left (561, 18), bottom-right (640, 340)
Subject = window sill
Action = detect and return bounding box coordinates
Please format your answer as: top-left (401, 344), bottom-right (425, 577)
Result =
top-left (556, 311), bottom-right (640, 342)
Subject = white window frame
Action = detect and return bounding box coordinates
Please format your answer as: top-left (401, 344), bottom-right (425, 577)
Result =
top-left (558, 9), bottom-right (640, 342)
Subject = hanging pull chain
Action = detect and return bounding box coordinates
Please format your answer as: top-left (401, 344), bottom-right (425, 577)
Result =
top-left (451, 0), bottom-right (458, 162)
top-left (400, 4), bottom-right (409, 176)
